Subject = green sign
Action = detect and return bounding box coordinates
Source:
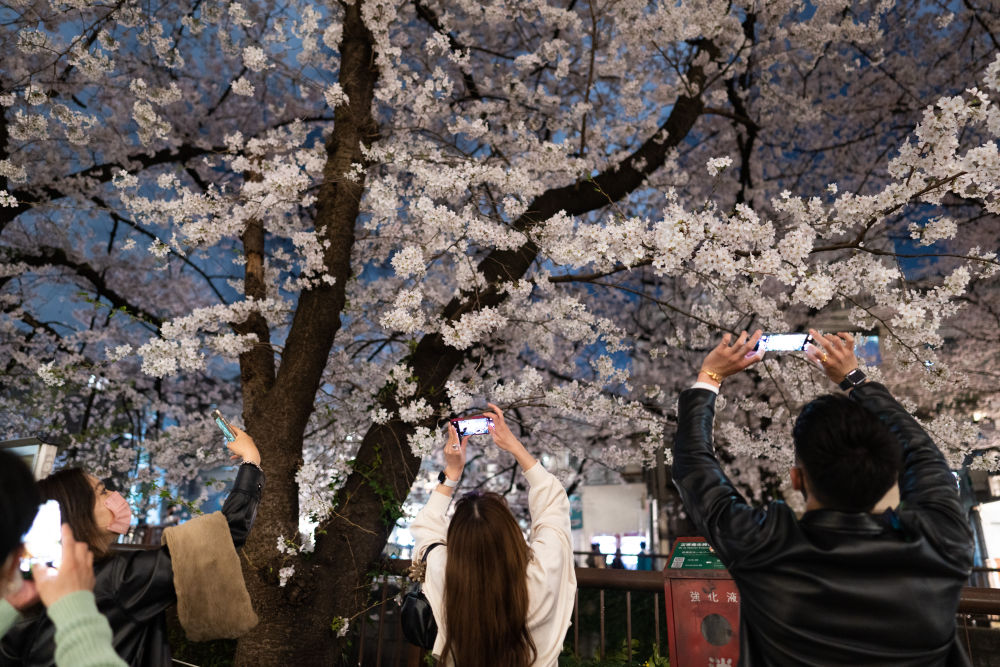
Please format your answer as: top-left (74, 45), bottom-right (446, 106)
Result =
top-left (668, 540), bottom-right (725, 570)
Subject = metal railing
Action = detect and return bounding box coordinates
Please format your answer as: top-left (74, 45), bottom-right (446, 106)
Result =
top-left (348, 561), bottom-right (1000, 666)
top-left (572, 568), bottom-right (666, 662)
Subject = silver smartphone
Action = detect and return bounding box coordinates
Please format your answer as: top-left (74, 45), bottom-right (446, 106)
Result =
top-left (754, 333), bottom-right (816, 352)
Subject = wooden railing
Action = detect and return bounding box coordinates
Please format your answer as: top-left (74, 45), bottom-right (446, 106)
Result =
top-left (347, 560), bottom-right (1000, 666)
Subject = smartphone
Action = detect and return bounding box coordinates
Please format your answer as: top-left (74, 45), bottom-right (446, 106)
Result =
top-left (20, 499), bottom-right (62, 575)
top-left (211, 409), bottom-right (237, 442)
top-left (451, 416), bottom-right (494, 436)
top-left (754, 333), bottom-right (816, 353)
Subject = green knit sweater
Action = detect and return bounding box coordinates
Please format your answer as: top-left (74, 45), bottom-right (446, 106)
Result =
top-left (1, 592), bottom-right (126, 666)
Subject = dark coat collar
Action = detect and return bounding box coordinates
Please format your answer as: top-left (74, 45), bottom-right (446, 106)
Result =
top-left (799, 508), bottom-right (897, 535)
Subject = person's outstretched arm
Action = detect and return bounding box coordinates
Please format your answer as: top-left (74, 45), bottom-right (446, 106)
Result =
top-left (481, 403), bottom-right (569, 550)
top-left (219, 425), bottom-right (265, 548)
top-left (2, 555), bottom-right (37, 635)
top-left (410, 425), bottom-right (468, 558)
top-left (483, 403), bottom-right (575, 662)
top-left (807, 331), bottom-right (971, 549)
top-left (671, 331), bottom-right (770, 565)
top-left (852, 383), bottom-right (965, 514)
top-left (107, 425), bottom-right (266, 627)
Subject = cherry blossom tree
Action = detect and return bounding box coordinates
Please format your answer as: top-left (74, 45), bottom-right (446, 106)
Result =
top-left (2, 0), bottom-right (999, 663)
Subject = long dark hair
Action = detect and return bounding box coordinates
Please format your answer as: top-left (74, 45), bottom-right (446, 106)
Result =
top-left (37, 468), bottom-right (110, 558)
top-left (441, 491), bottom-right (536, 667)
top-left (0, 450), bottom-right (42, 563)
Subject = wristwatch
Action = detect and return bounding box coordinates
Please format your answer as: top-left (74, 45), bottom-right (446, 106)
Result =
top-left (838, 368), bottom-right (867, 391)
top-left (438, 471), bottom-right (459, 488)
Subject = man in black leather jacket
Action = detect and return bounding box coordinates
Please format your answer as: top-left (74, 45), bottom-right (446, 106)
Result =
top-left (672, 329), bottom-right (974, 666)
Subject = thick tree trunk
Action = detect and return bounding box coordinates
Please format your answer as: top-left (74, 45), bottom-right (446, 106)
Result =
top-left (230, 5), bottom-right (709, 657)
top-left (233, 1), bottom-right (378, 664)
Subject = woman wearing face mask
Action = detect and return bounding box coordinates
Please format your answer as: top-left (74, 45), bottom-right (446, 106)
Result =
top-left (0, 427), bottom-right (264, 667)
top-left (0, 450), bottom-right (125, 666)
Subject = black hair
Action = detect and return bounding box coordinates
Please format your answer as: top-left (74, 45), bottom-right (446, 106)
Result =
top-left (793, 393), bottom-right (902, 512)
top-left (0, 450), bottom-right (42, 562)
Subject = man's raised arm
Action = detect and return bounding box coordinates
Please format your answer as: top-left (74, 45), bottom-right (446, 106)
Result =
top-left (671, 331), bottom-right (769, 565)
top-left (807, 330), bottom-right (971, 552)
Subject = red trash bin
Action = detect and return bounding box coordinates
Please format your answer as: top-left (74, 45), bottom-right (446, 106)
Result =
top-left (663, 537), bottom-right (740, 667)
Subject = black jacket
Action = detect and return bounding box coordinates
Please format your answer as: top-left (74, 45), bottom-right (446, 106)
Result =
top-left (672, 382), bottom-right (974, 666)
top-left (1, 464), bottom-right (264, 667)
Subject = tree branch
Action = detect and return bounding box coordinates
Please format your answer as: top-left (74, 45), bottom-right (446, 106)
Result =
top-left (7, 245), bottom-right (163, 329)
top-left (89, 196), bottom-right (228, 303)
top-left (3, 143), bottom-right (222, 234)
top-left (412, 0), bottom-right (482, 101)
top-left (547, 261), bottom-right (652, 283)
top-left (268, 1), bottom-right (379, 418)
top-left (235, 197), bottom-right (276, 416)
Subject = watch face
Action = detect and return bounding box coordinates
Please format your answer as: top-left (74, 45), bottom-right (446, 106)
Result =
top-left (846, 369), bottom-right (865, 384)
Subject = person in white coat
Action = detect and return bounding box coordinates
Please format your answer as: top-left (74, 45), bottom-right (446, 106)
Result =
top-left (410, 403), bottom-right (576, 667)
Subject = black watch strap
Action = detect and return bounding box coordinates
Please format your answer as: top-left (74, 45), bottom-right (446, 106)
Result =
top-left (838, 368), bottom-right (867, 391)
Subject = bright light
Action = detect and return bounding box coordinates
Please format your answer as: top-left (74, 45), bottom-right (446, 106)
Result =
top-left (978, 500), bottom-right (1000, 558)
top-left (589, 534), bottom-right (649, 569)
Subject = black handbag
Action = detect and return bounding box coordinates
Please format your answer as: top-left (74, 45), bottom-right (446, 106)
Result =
top-left (400, 542), bottom-right (443, 649)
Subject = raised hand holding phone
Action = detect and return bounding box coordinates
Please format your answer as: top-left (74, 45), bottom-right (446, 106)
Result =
top-left (805, 329), bottom-right (859, 384)
top-left (225, 423), bottom-right (261, 466)
top-left (698, 330), bottom-right (765, 387)
top-left (20, 499), bottom-right (63, 574)
top-left (443, 424), bottom-right (468, 479)
top-left (483, 403), bottom-right (537, 471)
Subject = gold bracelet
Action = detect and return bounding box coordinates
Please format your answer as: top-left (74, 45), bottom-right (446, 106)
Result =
top-left (700, 368), bottom-right (724, 384)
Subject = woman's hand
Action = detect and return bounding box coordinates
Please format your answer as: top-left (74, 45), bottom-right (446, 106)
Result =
top-left (31, 525), bottom-right (95, 608)
top-left (443, 423), bottom-right (468, 481)
top-left (5, 578), bottom-right (38, 611)
top-left (698, 330), bottom-right (764, 387)
top-left (227, 425), bottom-right (261, 466)
top-left (484, 403), bottom-right (537, 471)
top-left (4, 547), bottom-right (40, 611)
top-left (805, 329), bottom-right (858, 384)
top-left (484, 403), bottom-right (523, 452)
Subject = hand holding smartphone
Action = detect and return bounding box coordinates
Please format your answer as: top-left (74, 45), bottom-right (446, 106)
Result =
top-left (210, 411), bottom-right (262, 466)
